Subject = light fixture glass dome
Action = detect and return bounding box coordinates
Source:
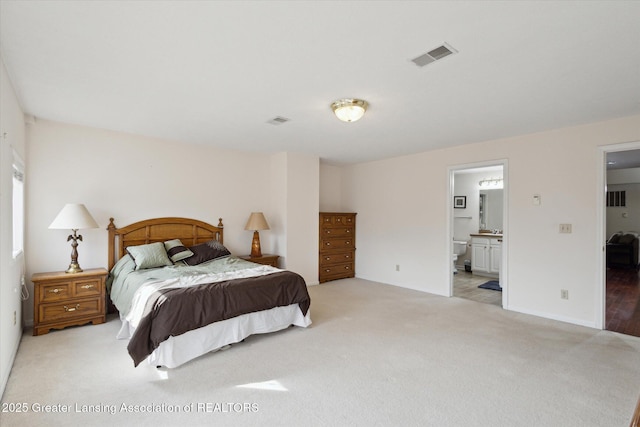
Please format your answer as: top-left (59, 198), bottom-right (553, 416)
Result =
top-left (331, 99), bottom-right (368, 122)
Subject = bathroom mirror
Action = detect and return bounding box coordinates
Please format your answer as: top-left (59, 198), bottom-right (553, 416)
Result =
top-left (479, 189), bottom-right (503, 231)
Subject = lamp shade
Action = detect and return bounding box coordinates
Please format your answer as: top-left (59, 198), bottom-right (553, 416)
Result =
top-left (49, 204), bottom-right (99, 230)
top-left (244, 212), bottom-right (270, 231)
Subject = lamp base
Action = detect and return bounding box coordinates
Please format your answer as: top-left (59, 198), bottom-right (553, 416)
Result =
top-left (250, 231), bottom-right (262, 258)
top-left (65, 262), bottom-right (83, 274)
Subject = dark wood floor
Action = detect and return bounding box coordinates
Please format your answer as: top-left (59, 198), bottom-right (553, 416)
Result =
top-left (606, 267), bottom-right (640, 337)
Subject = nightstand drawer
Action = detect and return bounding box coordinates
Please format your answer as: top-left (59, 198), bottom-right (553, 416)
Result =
top-left (40, 283), bottom-right (71, 302)
top-left (74, 279), bottom-right (102, 297)
top-left (39, 298), bottom-right (102, 323)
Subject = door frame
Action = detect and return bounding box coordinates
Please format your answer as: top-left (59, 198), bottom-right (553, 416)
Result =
top-left (597, 140), bottom-right (640, 329)
top-left (448, 159), bottom-right (509, 308)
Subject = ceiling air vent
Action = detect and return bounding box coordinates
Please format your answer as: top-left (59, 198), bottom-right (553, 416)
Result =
top-left (267, 116), bottom-right (290, 125)
top-left (411, 43), bottom-right (457, 67)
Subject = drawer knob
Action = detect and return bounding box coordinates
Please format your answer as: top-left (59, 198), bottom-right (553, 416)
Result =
top-left (326, 242), bottom-right (331, 246)
top-left (64, 304), bottom-right (80, 312)
top-left (345, 255), bottom-right (350, 258)
top-left (345, 266), bottom-right (350, 270)
top-left (80, 284), bottom-right (95, 289)
top-left (326, 257), bottom-right (330, 261)
top-left (346, 241), bottom-right (351, 245)
top-left (48, 288), bottom-right (62, 294)
top-left (325, 269), bottom-right (330, 272)
top-left (346, 230), bottom-right (351, 233)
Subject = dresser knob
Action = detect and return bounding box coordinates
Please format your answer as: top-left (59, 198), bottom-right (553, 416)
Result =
top-left (80, 284), bottom-right (95, 289)
top-left (64, 304), bottom-right (80, 312)
top-left (346, 230), bottom-right (351, 233)
top-left (345, 266), bottom-right (350, 270)
top-left (49, 288), bottom-right (62, 294)
top-left (326, 257), bottom-right (330, 261)
top-left (325, 269), bottom-right (330, 272)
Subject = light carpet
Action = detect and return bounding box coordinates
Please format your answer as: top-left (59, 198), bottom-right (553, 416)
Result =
top-left (1, 278), bottom-right (639, 427)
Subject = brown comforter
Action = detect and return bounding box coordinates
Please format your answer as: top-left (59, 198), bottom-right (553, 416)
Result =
top-left (128, 271), bottom-right (310, 366)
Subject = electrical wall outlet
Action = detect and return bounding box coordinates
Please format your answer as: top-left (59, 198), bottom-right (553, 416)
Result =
top-left (559, 224), bottom-right (572, 234)
top-left (561, 289), bottom-right (569, 300)
top-left (395, 264), bottom-right (400, 272)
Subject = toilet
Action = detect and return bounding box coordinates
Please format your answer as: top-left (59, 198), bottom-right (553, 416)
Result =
top-left (452, 240), bottom-right (468, 273)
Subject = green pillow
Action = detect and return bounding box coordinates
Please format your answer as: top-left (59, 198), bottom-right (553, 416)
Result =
top-left (126, 242), bottom-right (172, 270)
top-left (164, 239), bottom-right (194, 263)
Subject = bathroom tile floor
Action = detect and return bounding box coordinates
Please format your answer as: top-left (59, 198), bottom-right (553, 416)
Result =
top-left (453, 271), bottom-right (502, 307)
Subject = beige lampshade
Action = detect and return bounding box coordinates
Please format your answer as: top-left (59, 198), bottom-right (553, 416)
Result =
top-left (49, 204), bottom-right (99, 230)
top-left (244, 212), bottom-right (270, 231)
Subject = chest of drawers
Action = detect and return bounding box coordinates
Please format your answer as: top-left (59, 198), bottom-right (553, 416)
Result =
top-left (32, 268), bottom-right (107, 336)
top-left (319, 212), bottom-right (356, 283)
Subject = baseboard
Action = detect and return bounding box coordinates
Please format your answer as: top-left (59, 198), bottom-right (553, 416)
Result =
top-left (507, 305), bottom-right (598, 329)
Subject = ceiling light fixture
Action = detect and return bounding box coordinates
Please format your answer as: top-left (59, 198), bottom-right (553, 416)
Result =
top-left (331, 99), bottom-right (368, 122)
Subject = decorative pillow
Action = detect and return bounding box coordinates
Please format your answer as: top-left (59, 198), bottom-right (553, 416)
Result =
top-left (164, 239), bottom-right (194, 263)
top-left (183, 240), bottom-right (231, 266)
top-left (126, 242), bottom-right (173, 270)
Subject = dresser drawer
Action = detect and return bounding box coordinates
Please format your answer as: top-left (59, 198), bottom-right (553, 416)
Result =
top-left (320, 237), bottom-right (354, 251)
top-left (320, 262), bottom-right (355, 280)
top-left (321, 214), bottom-right (355, 227)
top-left (39, 298), bottom-right (103, 323)
top-left (320, 226), bottom-right (354, 238)
top-left (40, 283), bottom-right (72, 302)
top-left (320, 250), bottom-right (354, 266)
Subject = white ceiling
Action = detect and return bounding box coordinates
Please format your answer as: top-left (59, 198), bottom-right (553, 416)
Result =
top-left (1, 1), bottom-right (639, 165)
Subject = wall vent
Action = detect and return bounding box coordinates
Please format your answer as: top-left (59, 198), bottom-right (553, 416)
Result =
top-left (267, 116), bottom-right (290, 125)
top-left (411, 43), bottom-right (457, 67)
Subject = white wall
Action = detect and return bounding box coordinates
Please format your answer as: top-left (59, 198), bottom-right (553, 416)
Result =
top-left (25, 119), bottom-right (319, 324)
top-left (343, 114), bottom-right (640, 328)
top-left (0, 57), bottom-right (26, 398)
top-left (271, 152), bottom-right (319, 285)
top-left (320, 163), bottom-right (343, 212)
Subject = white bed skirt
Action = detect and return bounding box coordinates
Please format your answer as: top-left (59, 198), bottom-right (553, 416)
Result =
top-left (120, 304), bottom-right (311, 368)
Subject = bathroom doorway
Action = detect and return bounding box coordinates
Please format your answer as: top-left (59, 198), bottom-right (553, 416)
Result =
top-left (601, 144), bottom-right (640, 337)
top-left (449, 161), bottom-right (508, 308)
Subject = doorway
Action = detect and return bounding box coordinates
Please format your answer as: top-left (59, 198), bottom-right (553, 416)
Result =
top-left (448, 161), bottom-right (508, 308)
top-left (602, 146), bottom-right (640, 337)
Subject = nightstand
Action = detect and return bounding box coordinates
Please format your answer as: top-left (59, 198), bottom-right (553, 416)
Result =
top-left (31, 268), bottom-right (107, 336)
top-left (239, 254), bottom-right (279, 267)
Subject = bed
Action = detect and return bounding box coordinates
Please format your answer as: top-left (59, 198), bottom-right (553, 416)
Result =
top-left (106, 217), bottom-right (311, 368)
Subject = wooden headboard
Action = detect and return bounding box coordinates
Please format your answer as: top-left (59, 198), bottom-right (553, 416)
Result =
top-left (107, 217), bottom-right (224, 270)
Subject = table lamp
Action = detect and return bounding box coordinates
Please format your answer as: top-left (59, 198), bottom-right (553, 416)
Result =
top-left (49, 203), bottom-right (99, 273)
top-left (244, 212), bottom-right (270, 257)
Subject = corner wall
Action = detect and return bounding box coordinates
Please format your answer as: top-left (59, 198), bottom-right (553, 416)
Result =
top-left (0, 57), bottom-right (26, 398)
top-left (342, 114), bottom-right (640, 328)
top-left (25, 120), bottom-right (275, 325)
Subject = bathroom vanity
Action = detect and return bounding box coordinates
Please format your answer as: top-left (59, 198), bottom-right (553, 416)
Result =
top-left (470, 233), bottom-right (502, 277)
